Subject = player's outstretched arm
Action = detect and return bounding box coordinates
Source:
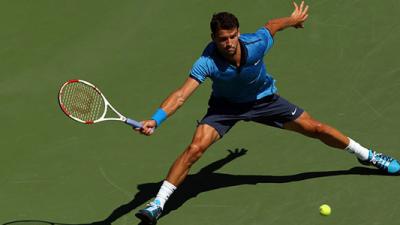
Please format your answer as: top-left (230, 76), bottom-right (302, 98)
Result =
top-left (137, 77), bottom-right (200, 136)
top-left (265, 1), bottom-right (309, 36)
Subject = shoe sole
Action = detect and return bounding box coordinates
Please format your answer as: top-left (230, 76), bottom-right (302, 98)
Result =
top-left (135, 211), bottom-right (157, 225)
top-left (358, 158), bottom-right (400, 174)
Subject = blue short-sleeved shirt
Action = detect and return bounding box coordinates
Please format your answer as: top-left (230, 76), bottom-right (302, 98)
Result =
top-left (190, 27), bottom-right (277, 103)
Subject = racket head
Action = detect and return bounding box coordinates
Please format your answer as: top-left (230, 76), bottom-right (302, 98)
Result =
top-left (58, 79), bottom-right (106, 124)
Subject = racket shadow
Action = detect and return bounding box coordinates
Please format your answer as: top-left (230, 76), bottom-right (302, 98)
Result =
top-left (2, 220), bottom-right (86, 225)
top-left (90, 148), bottom-right (389, 225)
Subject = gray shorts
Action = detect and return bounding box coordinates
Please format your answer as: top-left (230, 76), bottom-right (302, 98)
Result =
top-left (199, 94), bottom-right (304, 137)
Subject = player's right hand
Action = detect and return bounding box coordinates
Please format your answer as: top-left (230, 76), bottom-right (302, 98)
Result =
top-left (135, 120), bottom-right (156, 136)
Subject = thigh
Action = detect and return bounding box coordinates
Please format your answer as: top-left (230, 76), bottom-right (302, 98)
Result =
top-left (199, 114), bottom-right (238, 138)
top-left (191, 123), bottom-right (221, 149)
top-left (283, 111), bottom-right (321, 134)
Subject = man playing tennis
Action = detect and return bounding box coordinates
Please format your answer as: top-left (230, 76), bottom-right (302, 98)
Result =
top-left (134, 1), bottom-right (400, 224)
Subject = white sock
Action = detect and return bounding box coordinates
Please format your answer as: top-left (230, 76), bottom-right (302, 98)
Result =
top-left (345, 138), bottom-right (370, 161)
top-left (153, 180), bottom-right (177, 209)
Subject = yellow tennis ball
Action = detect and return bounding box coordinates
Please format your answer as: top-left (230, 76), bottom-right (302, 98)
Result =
top-left (319, 204), bottom-right (331, 216)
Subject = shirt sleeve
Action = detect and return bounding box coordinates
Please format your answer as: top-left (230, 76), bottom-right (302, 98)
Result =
top-left (189, 56), bottom-right (210, 84)
top-left (256, 27), bottom-right (274, 55)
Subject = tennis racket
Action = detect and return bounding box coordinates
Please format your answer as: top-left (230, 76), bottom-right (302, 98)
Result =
top-left (58, 79), bottom-right (142, 128)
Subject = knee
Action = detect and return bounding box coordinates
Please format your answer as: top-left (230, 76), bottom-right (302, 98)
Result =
top-left (184, 143), bottom-right (206, 165)
top-left (309, 122), bottom-right (329, 138)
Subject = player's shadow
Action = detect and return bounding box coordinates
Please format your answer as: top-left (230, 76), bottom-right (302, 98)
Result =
top-left (88, 148), bottom-right (389, 225)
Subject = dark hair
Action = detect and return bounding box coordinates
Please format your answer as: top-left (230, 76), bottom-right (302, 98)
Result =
top-left (210, 12), bottom-right (239, 34)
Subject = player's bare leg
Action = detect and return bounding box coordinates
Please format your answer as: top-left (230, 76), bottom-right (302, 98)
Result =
top-left (283, 111), bottom-right (400, 174)
top-left (165, 124), bottom-right (220, 186)
top-left (283, 111), bottom-right (349, 149)
top-left (135, 124), bottom-right (219, 224)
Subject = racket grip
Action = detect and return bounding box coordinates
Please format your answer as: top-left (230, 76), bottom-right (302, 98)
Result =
top-left (125, 118), bottom-right (142, 128)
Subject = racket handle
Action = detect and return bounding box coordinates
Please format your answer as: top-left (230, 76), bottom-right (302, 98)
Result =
top-left (125, 118), bottom-right (142, 128)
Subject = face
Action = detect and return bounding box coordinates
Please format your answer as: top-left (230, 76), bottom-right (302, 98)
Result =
top-left (212, 28), bottom-right (240, 57)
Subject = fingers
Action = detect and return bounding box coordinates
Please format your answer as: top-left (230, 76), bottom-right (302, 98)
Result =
top-left (133, 120), bottom-right (156, 136)
top-left (303, 5), bottom-right (309, 15)
top-left (293, 1), bottom-right (308, 15)
top-left (303, 13), bottom-right (309, 21)
top-left (141, 125), bottom-right (155, 136)
top-left (141, 127), bottom-right (154, 136)
top-left (291, 1), bottom-right (309, 28)
top-left (299, 1), bottom-right (304, 11)
top-left (293, 1), bottom-right (299, 11)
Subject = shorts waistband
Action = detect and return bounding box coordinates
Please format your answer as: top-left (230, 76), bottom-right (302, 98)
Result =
top-left (209, 94), bottom-right (278, 107)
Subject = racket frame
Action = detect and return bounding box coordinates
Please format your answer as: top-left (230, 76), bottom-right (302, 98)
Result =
top-left (58, 79), bottom-right (141, 128)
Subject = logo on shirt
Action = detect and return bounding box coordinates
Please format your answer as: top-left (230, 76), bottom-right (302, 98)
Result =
top-left (254, 59), bottom-right (261, 66)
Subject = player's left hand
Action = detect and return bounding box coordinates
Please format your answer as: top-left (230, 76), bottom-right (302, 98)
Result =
top-left (290, 1), bottom-right (309, 28)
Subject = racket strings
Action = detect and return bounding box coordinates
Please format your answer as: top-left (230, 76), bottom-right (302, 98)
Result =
top-left (60, 82), bottom-right (105, 122)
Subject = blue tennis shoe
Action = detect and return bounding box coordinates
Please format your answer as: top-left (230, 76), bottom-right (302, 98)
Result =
top-left (135, 202), bottom-right (163, 225)
top-left (358, 150), bottom-right (400, 174)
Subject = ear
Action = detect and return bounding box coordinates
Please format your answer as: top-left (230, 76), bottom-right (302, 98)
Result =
top-left (237, 28), bottom-right (241, 37)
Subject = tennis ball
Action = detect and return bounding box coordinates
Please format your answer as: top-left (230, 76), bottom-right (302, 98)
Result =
top-left (319, 204), bottom-right (331, 216)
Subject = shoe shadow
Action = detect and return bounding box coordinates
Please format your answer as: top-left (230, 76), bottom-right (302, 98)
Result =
top-left (89, 148), bottom-right (388, 225)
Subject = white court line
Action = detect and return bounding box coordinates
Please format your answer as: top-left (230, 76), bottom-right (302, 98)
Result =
top-left (98, 166), bottom-right (131, 198)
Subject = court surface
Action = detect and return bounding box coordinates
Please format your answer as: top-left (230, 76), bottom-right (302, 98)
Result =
top-left (1, 1), bottom-right (400, 225)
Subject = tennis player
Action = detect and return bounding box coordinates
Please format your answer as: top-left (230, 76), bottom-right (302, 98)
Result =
top-left (134, 1), bottom-right (400, 224)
